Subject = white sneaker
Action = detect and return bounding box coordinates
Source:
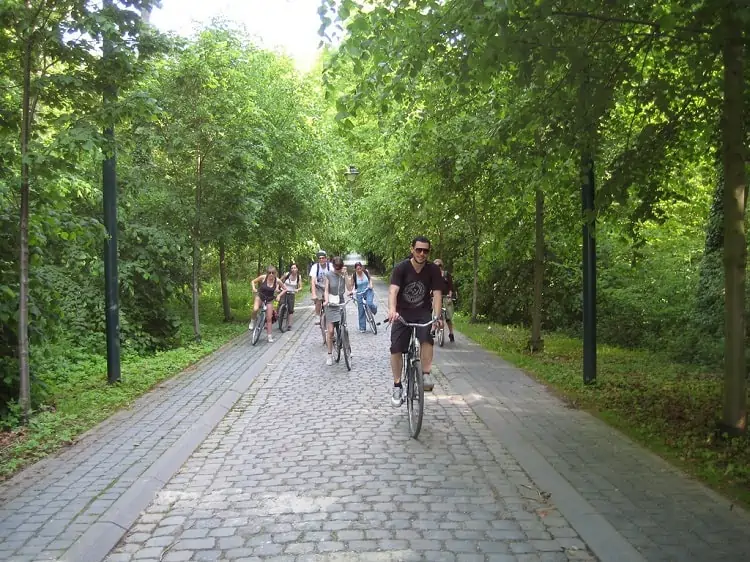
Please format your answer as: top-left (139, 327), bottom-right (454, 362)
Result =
top-left (326, 355), bottom-right (333, 366)
top-left (248, 322), bottom-right (253, 331)
top-left (267, 335), bottom-right (274, 343)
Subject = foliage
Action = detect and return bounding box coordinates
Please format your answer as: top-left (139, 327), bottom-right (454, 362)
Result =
top-left (0, 15), bottom-right (348, 417)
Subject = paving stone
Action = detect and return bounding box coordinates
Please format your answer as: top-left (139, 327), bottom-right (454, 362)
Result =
top-left (0, 316), bottom-right (279, 562)
top-left (11, 285), bottom-right (750, 562)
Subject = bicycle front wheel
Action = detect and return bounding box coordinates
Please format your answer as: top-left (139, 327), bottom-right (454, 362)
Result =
top-left (437, 325), bottom-right (445, 347)
top-left (278, 304), bottom-right (288, 332)
top-left (334, 324), bottom-right (342, 363)
top-left (366, 307), bottom-right (377, 335)
top-left (342, 328), bottom-right (351, 371)
top-left (406, 359), bottom-right (424, 438)
top-left (251, 312), bottom-right (264, 346)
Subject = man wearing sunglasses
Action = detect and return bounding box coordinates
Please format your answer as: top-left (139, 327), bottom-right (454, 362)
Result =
top-left (387, 236), bottom-right (443, 406)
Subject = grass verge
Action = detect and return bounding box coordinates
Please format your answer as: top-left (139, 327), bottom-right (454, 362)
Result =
top-left (0, 282), bottom-right (252, 481)
top-left (454, 316), bottom-right (750, 508)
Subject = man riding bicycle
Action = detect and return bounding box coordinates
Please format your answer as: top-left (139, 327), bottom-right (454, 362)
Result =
top-left (310, 250), bottom-right (332, 324)
top-left (387, 236), bottom-right (443, 405)
top-left (433, 259), bottom-right (455, 343)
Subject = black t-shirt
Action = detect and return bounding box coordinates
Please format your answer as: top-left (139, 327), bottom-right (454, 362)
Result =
top-left (441, 271), bottom-right (454, 294)
top-left (390, 259), bottom-right (443, 321)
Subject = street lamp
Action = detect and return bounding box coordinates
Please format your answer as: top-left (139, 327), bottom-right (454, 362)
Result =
top-left (344, 165), bottom-right (359, 203)
top-left (344, 165), bottom-right (359, 181)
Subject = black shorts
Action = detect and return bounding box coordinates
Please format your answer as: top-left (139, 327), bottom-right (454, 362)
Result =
top-left (281, 292), bottom-right (295, 314)
top-left (390, 314), bottom-right (433, 354)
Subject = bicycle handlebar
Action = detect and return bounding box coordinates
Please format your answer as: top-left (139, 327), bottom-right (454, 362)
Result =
top-left (385, 316), bottom-right (438, 328)
top-left (325, 295), bottom-right (355, 307)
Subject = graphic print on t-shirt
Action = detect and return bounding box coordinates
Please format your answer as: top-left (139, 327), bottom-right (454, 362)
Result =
top-left (403, 280), bottom-right (426, 306)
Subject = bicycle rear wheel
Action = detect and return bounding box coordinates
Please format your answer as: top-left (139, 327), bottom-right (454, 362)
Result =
top-left (406, 359), bottom-right (424, 438)
top-left (342, 327), bottom-right (351, 371)
top-left (278, 304), bottom-right (288, 332)
top-left (366, 307), bottom-right (377, 335)
top-left (251, 311), bottom-right (264, 346)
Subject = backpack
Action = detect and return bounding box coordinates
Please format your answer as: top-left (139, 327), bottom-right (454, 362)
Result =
top-left (353, 269), bottom-right (370, 289)
top-left (313, 262), bottom-right (331, 288)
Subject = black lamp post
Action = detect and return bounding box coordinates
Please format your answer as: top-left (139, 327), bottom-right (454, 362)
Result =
top-left (344, 165), bottom-right (359, 203)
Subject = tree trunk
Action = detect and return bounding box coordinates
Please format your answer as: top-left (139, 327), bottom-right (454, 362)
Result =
top-left (720, 4), bottom-right (747, 434)
top-left (530, 187), bottom-right (545, 352)
top-left (578, 66), bottom-right (597, 385)
top-left (18, 31), bottom-right (32, 422)
top-left (471, 235), bottom-right (478, 322)
top-left (219, 240), bottom-right (231, 322)
top-left (257, 248), bottom-right (262, 275)
top-left (695, 164), bottom-right (724, 337)
top-left (191, 154), bottom-right (202, 342)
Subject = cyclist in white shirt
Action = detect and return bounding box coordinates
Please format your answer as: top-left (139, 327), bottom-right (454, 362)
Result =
top-left (309, 250), bottom-right (332, 323)
top-left (280, 263), bottom-right (302, 329)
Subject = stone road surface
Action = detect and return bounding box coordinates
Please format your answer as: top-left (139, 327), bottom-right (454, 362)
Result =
top-left (0, 279), bottom-right (749, 562)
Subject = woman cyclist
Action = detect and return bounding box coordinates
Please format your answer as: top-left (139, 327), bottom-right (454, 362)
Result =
top-left (249, 266), bottom-right (287, 343)
top-left (323, 256), bottom-right (353, 365)
top-left (352, 261), bottom-right (377, 333)
top-left (280, 263), bottom-right (302, 329)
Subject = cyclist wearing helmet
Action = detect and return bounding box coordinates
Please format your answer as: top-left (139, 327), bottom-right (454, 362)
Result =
top-left (309, 250), bottom-right (332, 322)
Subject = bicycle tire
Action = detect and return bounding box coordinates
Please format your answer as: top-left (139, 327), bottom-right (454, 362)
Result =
top-left (407, 358), bottom-right (424, 439)
top-left (366, 307), bottom-right (377, 335)
top-left (278, 304), bottom-right (288, 332)
top-left (437, 325), bottom-right (445, 347)
top-left (320, 310), bottom-right (327, 345)
top-left (342, 328), bottom-right (351, 371)
top-left (251, 311), bottom-right (264, 346)
top-left (335, 324), bottom-right (342, 362)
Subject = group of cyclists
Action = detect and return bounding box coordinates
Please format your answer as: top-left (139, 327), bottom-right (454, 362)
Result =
top-left (247, 236), bottom-right (456, 406)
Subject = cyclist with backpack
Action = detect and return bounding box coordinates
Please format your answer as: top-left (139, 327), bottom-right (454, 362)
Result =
top-left (280, 263), bottom-right (302, 330)
top-left (309, 251), bottom-right (332, 323)
top-left (433, 259), bottom-right (456, 343)
top-left (352, 261), bottom-right (377, 332)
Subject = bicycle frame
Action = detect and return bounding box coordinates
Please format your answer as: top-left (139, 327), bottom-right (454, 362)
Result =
top-left (392, 317), bottom-right (435, 439)
top-left (326, 296), bottom-right (354, 370)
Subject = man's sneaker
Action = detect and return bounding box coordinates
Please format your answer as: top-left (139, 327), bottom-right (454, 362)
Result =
top-left (267, 335), bottom-right (274, 343)
top-left (326, 354), bottom-right (333, 366)
top-left (449, 333), bottom-right (455, 343)
top-left (391, 386), bottom-right (403, 407)
top-left (248, 322), bottom-right (254, 331)
top-left (423, 373), bottom-right (434, 391)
